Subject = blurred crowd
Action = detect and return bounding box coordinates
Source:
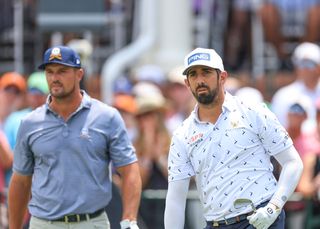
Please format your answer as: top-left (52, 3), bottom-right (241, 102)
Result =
top-left (1, 0), bottom-right (320, 229)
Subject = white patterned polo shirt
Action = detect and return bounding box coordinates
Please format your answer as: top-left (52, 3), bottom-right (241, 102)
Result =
top-left (168, 92), bottom-right (293, 221)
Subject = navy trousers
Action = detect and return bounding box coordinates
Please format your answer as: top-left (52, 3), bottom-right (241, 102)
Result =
top-left (204, 203), bottom-right (285, 229)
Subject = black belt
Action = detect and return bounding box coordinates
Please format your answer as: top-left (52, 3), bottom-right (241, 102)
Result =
top-left (52, 208), bottom-right (105, 223)
top-left (207, 211), bottom-right (253, 227)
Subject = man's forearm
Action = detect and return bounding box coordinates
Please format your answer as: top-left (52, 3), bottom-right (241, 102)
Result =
top-left (119, 162), bottom-right (142, 220)
top-left (8, 173), bottom-right (31, 229)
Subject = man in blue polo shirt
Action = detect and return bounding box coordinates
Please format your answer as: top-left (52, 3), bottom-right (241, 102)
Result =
top-left (8, 45), bottom-right (141, 229)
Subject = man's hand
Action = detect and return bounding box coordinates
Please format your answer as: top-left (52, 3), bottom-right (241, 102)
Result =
top-left (120, 219), bottom-right (139, 229)
top-left (247, 203), bottom-right (281, 229)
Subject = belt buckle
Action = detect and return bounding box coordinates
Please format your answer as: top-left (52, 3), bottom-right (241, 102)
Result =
top-left (64, 214), bottom-right (81, 223)
top-left (64, 216), bottom-right (69, 223)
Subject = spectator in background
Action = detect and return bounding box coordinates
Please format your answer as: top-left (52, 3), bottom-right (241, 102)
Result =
top-left (4, 71), bottom-right (49, 187)
top-left (132, 82), bottom-right (170, 229)
top-left (0, 130), bottom-right (13, 192)
top-left (67, 39), bottom-right (93, 89)
top-left (0, 71), bottom-right (25, 229)
top-left (4, 71), bottom-right (49, 147)
top-left (284, 101), bottom-right (312, 229)
top-left (165, 66), bottom-right (195, 134)
top-left (297, 97), bottom-right (320, 197)
top-left (131, 64), bottom-right (167, 91)
top-left (295, 98), bottom-right (320, 228)
top-left (109, 93), bottom-right (138, 229)
top-left (0, 130), bottom-right (12, 229)
top-left (113, 94), bottom-right (138, 143)
top-left (286, 101), bottom-right (310, 159)
top-left (134, 87), bottom-right (170, 188)
top-left (112, 76), bottom-right (137, 142)
top-left (235, 86), bottom-right (265, 107)
top-left (258, 0), bottom-right (320, 71)
top-left (224, 76), bottom-right (241, 96)
top-left (271, 42), bottom-right (320, 130)
top-left (0, 72), bottom-right (27, 125)
top-left (225, 0), bottom-right (255, 71)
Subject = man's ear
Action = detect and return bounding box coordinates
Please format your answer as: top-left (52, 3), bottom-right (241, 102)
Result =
top-left (77, 68), bottom-right (84, 81)
top-left (220, 71), bottom-right (228, 84)
top-left (184, 78), bottom-right (190, 88)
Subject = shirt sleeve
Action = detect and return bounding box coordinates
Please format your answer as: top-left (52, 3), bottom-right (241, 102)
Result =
top-left (168, 133), bottom-right (195, 182)
top-left (108, 110), bottom-right (137, 168)
top-left (271, 145), bottom-right (303, 208)
top-left (12, 119), bottom-right (34, 175)
top-left (164, 178), bottom-right (190, 228)
top-left (255, 103), bottom-right (293, 156)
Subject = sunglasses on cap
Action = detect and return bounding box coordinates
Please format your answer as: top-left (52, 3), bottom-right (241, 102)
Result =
top-left (295, 59), bottom-right (318, 69)
top-left (288, 103), bottom-right (306, 115)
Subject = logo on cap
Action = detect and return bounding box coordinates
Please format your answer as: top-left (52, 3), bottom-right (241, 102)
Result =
top-left (49, 47), bottom-right (62, 61)
top-left (188, 53), bottom-right (210, 65)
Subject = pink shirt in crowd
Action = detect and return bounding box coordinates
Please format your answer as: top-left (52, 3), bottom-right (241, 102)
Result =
top-left (297, 129), bottom-right (320, 159)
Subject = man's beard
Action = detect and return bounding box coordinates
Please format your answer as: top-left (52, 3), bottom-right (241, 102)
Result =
top-left (193, 84), bottom-right (219, 105)
top-left (50, 83), bottom-right (76, 99)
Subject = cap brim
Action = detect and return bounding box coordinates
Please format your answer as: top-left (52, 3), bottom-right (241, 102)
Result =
top-left (182, 64), bottom-right (217, 75)
top-left (28, 88), bottom-right (46, 95)
top-left (182, 67), bottom-right (191, 75)
top-left (38, 61), bottom-right (81, 70)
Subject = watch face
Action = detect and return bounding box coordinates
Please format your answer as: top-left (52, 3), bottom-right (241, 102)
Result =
top-left (120, 219), bottom-right (131, 228)
top-left (267, 207), bottom-right (273, 214)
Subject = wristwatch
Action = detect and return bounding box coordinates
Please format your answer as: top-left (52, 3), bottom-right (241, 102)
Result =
top-left (120, 219), bottom-right (131, 229)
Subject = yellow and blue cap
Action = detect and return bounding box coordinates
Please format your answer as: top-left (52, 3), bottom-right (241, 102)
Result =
top-left (38, 46), bottom-right (81, 70)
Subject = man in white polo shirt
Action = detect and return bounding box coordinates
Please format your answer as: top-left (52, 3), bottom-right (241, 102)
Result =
top-left (164, 48), bottom-right (303, 229)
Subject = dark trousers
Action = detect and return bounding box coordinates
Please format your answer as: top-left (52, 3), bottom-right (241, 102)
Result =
top-left (204, 203), bottom-right (286, 229)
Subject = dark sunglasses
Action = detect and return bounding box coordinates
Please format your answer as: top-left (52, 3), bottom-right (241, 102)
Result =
top-left (4, 86), bottom-right (22, 95)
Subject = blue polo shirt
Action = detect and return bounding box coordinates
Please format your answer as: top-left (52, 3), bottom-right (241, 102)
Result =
top-left (13, 91), bottom-right (137, 220)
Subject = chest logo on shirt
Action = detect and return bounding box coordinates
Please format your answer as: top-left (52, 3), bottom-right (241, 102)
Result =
top-left (80, 128), bottom-right (90, 139)
top-left (230, 117), bottom-right (240, 128)
top-left (188, 133), bottom-right (203, 147)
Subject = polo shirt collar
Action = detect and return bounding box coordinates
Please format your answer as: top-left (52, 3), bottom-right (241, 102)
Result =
top-left (80, 90), bottom-right (92, 109)
top-left (45, 90), bottom-right (92, 112)
top-left (192, 91), bottom-right (233, 123)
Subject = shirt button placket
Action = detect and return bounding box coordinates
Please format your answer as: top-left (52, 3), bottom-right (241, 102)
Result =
top-left (62, 123), bottom-right (69, 137)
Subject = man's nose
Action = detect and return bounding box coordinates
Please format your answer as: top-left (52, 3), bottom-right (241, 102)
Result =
top-left (195, 73), bottom-right (206, 83)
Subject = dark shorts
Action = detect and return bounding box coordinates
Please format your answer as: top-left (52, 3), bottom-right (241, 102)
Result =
top-left (204, 201), bottom-right (286, 229)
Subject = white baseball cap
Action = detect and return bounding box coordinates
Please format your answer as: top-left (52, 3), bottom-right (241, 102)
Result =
top-left (292, 42), bottom-right (320, 66)
top-left (182, 47), bottom-right (224, 75)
